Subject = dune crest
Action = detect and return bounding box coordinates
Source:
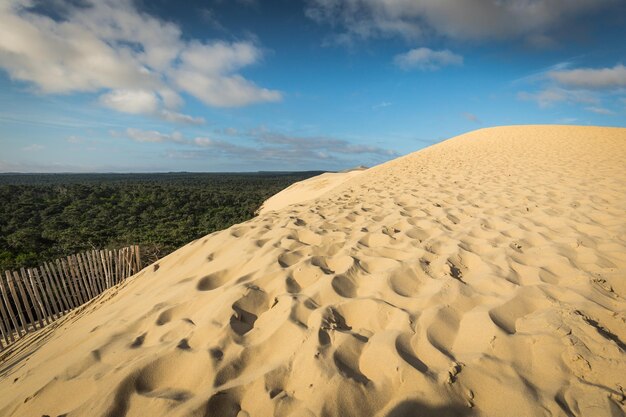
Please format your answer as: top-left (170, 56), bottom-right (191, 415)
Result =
top-left (258, 168), bottom-right (366, 214)
top-left (1, 125), bottom-right (625, 417)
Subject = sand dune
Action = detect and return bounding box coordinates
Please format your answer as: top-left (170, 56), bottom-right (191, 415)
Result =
top-left (1, 125), bottom-right (625, 417)
top-left (258, 168), bottom-right (366, 215)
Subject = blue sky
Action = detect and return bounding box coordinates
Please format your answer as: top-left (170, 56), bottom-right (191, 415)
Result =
top-left (1, 0), bottom-right (625, 172)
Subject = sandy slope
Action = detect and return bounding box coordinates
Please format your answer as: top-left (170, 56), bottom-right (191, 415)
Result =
top-left (1, 125), bottom-right (625, 417)
top-left (258, 169), bottom-right (366, 215)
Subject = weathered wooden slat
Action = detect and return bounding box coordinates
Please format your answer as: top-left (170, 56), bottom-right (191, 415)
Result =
top-left (126, 247), bottom-right (132, 277)
top-left (46, 262), bottom-right (70, 312)
top-left (92, 250), bottom-right (102, 291)
top-left (89, 251), bottom-right (104, 294)
top-left (71, 255), bottom-right (93, 302)
top-left (0, 286), bottom-right (14, 343)
top-left (105, 250), bottom-right (111, 286)
top-left (11, 271), bottom-right (33, 333)
top-left (98, 251), bottom-right (108, 289)
top-left (21, 268), bottom-right (46, 328)
top-left (121, 248), bottom-right (126, 278)
top-left (78, 252), bottom-right (95, 297)
top-left (120, 248), bottom-right (125, 280)
top-left (114, 249), bottom-right (119, 283)
top-left (32, 268), bottom-right (55, 322)
top-left (78, 252), bottom-right (96, 299)
top-left (99, 250), bottom-right (109, 288)
top-left (75, 254), bottom-right (91, 300)
top-left (121, 248), bottom-right (127, 279)
top-left (130, 246), bottom-right (136, 274)
top-left (66, 256), bottom-right (86, 305)
top-left (57, 259), bottom-right (79, 308)
top-left (0, 292), bottom-right (11, 345)
top-left (127, 247), bottom-right (132, 276)
top-left (28, 268), bottom-right (52, 325)
top-left (0, 273), bottom-right (18, 341)
top-left (65, 257), bottom-right (84, 306)
top-left (105, 250), bottom-right (112, 281)
top-left (118, 249), bottom-right (123, 282)
top-left (85, 251), bottom-right (100, 295)
top-left (64, 257), bottom-right (80, 304)
top-left (114, 249), bottom-right (120, 284)
top-left (38, 266), bottom-right (61, 319)
top-left (98, 250), bottom-right (109, 290)
top-left (80, 252), bottom-right (95, 296)
top-left (124, 248), bottom-right (129, 276)
top-left (88, 251), bottom-right (103, 295)
top-left (107, 250), bottom-right (115, 285)
top-left (102, 250), bottom-right (109, 288)
top-left (135, 245), bottom-right (142, 273)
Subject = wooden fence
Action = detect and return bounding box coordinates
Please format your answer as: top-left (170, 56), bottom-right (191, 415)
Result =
top-left (0, 245), bottom-right (142, 351)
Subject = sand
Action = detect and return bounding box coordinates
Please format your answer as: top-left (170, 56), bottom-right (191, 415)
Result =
top-left (258, 169), bottom-right (366, 215)
top-left (0, 125), bottom-right (625, 417)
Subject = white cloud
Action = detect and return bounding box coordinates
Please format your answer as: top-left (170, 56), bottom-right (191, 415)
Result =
top-left (306, 0), bottom-right (616, 44)
top-left (172, 71), bottom-right (282, 107)
top-left (0, 0), bottom-right (281, 120)
top-left (159, 110), bottom-right (205, 125)
top-left (194, 137), bottom-right (218, 147)
top-left (119, 128), bottom-right (398, 167)
top-left (99, 89), bottom-right (160, 114)
top-left (550, 64), bottom-right (626, 89)
top-left (585, 106), bottom-right (614, 115)
top-left (517, 88), bottom-right (597, 108)
top-left (394, 47), bottom-right (462, 71)
top-left (517, 62), bottom-right (625, 113)
top-left (22, 144), bottom-right (44, 152)
top-left (125, 128), bottom-right (184, 143)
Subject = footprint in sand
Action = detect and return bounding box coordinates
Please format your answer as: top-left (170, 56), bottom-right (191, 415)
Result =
top-left (229, 287), bottom-right (269, 336)
top-left (197, 270), bottom-right (231, 291)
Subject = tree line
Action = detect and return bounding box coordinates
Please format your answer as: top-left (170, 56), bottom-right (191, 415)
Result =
top-left (0, 172), bottom-right (323, 271)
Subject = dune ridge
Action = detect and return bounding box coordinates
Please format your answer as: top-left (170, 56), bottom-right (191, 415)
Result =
top-left (0, 125), bottom-right (625, 417)
top-left (258, 169), bottom-right (366, 214)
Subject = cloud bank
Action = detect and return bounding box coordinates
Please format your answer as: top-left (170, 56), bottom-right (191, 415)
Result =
top-left (0, 0), bottom-right (281, 122)
top-left (549, 64), bottom-right (626, 89)
top-left (119, 127), bottom-right (398, 167)
top-left (306, 0), bottom-right (617, 43)
top-left (518, 63), bottom-right (625, 113)
top-left (394, 48), bottom-right (462, 71)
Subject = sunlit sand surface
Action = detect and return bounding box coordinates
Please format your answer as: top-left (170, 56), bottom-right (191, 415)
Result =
top-left (1, 125), bottom-right (625, 417)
